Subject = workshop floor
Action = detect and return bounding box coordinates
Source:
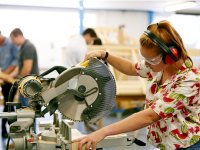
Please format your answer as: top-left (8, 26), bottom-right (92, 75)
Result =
top-left (0, 105), bottom-right (159, 150)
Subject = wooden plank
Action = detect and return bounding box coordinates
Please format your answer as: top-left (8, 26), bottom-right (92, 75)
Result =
top-left (188, 49), bottom-right (200, 56)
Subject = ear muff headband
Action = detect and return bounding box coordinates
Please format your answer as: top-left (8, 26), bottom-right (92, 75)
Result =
top-left (144, 30), bottom-right (178, 62)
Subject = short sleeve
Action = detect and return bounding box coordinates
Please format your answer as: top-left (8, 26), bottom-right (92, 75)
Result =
top-left (23, 45), bottom-right (35, 60)
top-left (135, 60), bottom-right (151, 78)
top-left (10, 44), bottom-right (19, 66)
top-left (150, 74), bottom-right (200, 119)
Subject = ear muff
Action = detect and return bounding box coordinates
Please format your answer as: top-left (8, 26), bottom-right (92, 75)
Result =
top-left (164, 46), bottom-right (178, 64)
top-left (144, 30), bottom-right (179, 64)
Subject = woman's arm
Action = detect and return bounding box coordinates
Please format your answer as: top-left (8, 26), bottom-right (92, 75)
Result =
top-left (85, 50), bottom-right (138, 76)
top-left (73, 108), bottom-right (160, 150)
top-left (103, 107), bottom-right (160, 136)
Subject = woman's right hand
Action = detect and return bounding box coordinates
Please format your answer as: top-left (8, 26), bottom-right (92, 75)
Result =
top-left (72, 129), bottom-right (107, 150)
top-left (84, 50), bottom-right (106, 61)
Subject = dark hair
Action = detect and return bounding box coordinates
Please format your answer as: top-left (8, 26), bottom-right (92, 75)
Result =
top-left (93, 38), bottom-right (102, 45)
top-left (82, 28), bottom-right (97, 38)
top-left (10, 28), bottom-right (23, 37)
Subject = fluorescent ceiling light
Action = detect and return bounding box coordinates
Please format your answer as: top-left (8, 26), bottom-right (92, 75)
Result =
top-left (0, 0), bottom-right (79, 8)
top-left (165, 1), bottom-right (198, 12)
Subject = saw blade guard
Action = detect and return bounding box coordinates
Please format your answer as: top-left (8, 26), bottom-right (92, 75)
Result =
top-left (15, 58), bottom-right (116, 123)
top-left (47, 58), bottom-right (116, 123)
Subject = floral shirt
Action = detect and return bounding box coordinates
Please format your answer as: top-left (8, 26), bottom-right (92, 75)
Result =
top-left (135, 60), bottom-right (200, 150)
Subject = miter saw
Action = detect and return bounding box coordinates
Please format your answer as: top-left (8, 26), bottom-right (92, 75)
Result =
top-left (0, 58), bottom-right (145, 150)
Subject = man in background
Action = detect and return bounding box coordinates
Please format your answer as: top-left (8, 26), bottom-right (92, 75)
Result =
top-left (0, 30), bottom-right (18, 138)
top-left (10, 28), bottom-right (39, 107)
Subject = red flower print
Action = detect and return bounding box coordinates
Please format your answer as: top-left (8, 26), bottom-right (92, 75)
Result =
top-left (180, 66), bottom-right (186, 71)
top-left (188, 126), bottom-right (200, 134)
top-left (182, 108), bottom-right (189, 116)
top-left (151, 83), bottom-right (157, 94)
top-left (189, 96), bottom-right (195, 106)
top-left (163, 96), bottom-right (174, 102)
top-left (147, 72), bottom-right (153, 79)
top-left (171, 129), bottom-right (188, 139)
top-left (195, 82), bottom-right (200, 88)
top-left (162, 91), bottom-right (168, 97)
top-left (151, 131), bottom-right (161, 143)
top-left (192, 68), bottom-right (198, 74)
top-left (192, 82), bottom-right (200, 88)
top-left (172, 83), bottom-right (177, 89)
top-left (175, 101), bottom-right (185, 110)
top-left (195, 126), bottom-right (200, 133)
top-left (188, 127), bottom-right (195, 134)
top-left (151, 103), bottom-right (156, 109)
top-left (156, 122), bottom-right (167, 133)
top-left (159, 111), bottom-right (173, 118)
top-left (174, 144), bottom-right (181, 149)
top-left (135, 63), bottom-right (140, 70)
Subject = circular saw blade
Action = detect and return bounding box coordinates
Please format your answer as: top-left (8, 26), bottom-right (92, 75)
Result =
top-left (53, 58), bottom-right (116, 123)
top-left (58, 74), bottom-right (98, 121)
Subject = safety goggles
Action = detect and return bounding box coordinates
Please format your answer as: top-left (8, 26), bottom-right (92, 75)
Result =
top-left (139, 52), bottom-right (163, 65)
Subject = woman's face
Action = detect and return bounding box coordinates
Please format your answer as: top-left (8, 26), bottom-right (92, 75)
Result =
top-left (140, 47), bottom-right (165, 72)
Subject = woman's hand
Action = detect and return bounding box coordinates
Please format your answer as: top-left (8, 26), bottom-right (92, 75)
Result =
top-left (72, 129), bottom-right (106, 150)
top-left (84, 50), bottom-right (106, 61)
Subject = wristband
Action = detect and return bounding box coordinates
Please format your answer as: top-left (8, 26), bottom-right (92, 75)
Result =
top-left (103, 51), bottom-right (109, 60)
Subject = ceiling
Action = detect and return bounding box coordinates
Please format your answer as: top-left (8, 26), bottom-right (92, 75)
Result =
top-left (0, 0), bottom-right (199, 14)
top-left (85, 0), bottom-right (200, 13)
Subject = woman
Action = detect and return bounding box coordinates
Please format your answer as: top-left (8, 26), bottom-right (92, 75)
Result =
top-left (73, 20), bottom-right (200, 150)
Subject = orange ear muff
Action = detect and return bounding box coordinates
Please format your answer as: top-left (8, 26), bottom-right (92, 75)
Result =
top-left (144, 30), bottom-right (179, 65)
top-left (164, 47), bottom-right (179, 64)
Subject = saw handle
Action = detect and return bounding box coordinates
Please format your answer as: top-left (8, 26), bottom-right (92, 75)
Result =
top-left (79, 57), bottom-right (106, 67)
top-left (40, 66), bottom-right (66, 76)
top-left (79, 60), bottom-right (90, 67)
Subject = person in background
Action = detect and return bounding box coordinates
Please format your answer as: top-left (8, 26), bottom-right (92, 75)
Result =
top-left (0, 30), bottom-right (18, 138)
top-left (82, 28), bottom-right (98, 45)
top-left (63, 28), bottom-right (101, 68)
top-left (93, 38), bottom-right (103, 45)
top-left (63, 28), bottom-right (103, 133)
top-left (63, 33), bottom-right (87, 68)
top-left (10, 28), bottom-right (39, 107)
top-left (73, 20), bottom-right (200, 150)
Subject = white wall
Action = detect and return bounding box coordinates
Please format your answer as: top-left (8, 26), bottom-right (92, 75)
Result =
top-left (0, 7), bottom-right (149, 70)
top-left (88, 10), bottom-right (148, 40)
top-left (153, 13), bottom-right (200, 49)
